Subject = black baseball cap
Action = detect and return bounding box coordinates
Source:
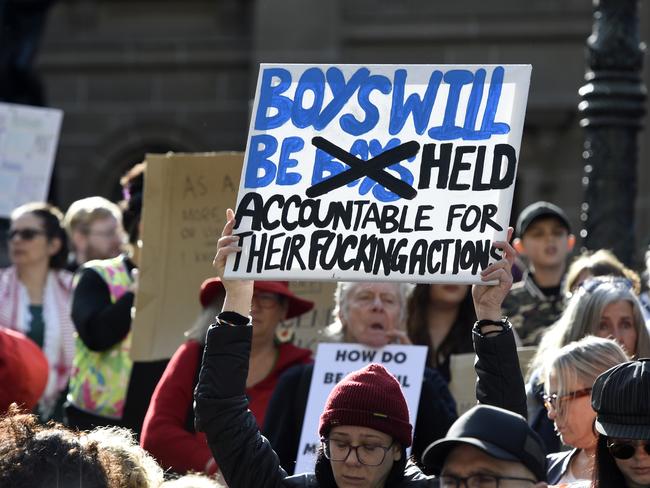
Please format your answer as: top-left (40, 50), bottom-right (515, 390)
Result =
top-left (516, 201), bottom-right (571, 238)
top-left (422, 405), bottom-right (547, 482)
top-left (592, 359), bottom-right (650, 440)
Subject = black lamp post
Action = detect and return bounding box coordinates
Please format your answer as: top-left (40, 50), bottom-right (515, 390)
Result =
top-left (579, 0), bottom-right (647, 265)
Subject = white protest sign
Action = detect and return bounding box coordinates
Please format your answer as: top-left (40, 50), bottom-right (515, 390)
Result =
top-left (225, 64), bottom-right (531, 284)
top-left (0, 103), bottom-right (63, 217)
top-left (294, 342), bottom-right (428, 474)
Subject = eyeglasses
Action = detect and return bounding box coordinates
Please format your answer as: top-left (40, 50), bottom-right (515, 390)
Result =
top-left (543, 387), bottom-right (592, 411)
top-left (86, 229), bottom-right (122, 239)
top-left (252, 292), bottom-right (281, 309)
top-left (440, 474), bottom-right (537, 487)
top-left (352, 293), bottom-right (399, 308)
top-left (579, 277), bottom-right (634, 294)
top-left (6, 228), bottom-right (46, 241)
top-left (607, 440), bottom-right (650, 460)
top-left (321, 438), bottom-right (394, 466)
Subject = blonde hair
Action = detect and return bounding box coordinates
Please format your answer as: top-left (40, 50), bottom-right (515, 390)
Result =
top-left (564, 249), bottom-right (641, 296)
top-left (543, 336), bottom-right (628, 418)
top-left (63, 196), bottom-right (122, 237)
top-left (530, 276), bottom-right (650, 378)
top-left (85, 426), bottom-right (164, 488)
top-left (161, 473), bottom-right (226, 488)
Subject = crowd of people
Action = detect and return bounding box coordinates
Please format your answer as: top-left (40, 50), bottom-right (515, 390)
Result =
top-left (1, 162), bottom-right (650, 488)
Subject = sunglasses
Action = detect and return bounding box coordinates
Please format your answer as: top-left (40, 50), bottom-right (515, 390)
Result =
top-left (580, 277), bottom-right (634, 294)
top-left (607, 440), bottom-right (650, 460)
top-left (543, 387), bottom-right (592, 411)
top-left (7, 228), bottom-right (46, 241)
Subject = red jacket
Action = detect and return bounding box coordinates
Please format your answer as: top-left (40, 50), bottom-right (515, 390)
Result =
top-left (140, 339), bottom-right (312, 475)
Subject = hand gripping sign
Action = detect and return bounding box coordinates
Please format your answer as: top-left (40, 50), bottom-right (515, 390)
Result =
top-left (225, 64), bottom-right (532, 283)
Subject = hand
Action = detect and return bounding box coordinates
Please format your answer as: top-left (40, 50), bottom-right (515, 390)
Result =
top-left (213, 208), bottom-right (253, 316)
top-left (385, 329), bottom-right (413, 345)
top-left (472, 227), bottom-right (516, 321)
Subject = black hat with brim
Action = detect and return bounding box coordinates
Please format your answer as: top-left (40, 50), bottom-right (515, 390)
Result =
top-left (422, 405), bottom-right (547, 482)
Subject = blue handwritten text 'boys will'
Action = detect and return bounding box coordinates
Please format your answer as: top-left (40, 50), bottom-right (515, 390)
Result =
top-left (254, 66), bottom-right (510, 140)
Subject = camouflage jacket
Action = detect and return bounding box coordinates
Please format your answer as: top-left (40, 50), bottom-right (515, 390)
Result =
top-left (502, 272), bottom-right (566, 345)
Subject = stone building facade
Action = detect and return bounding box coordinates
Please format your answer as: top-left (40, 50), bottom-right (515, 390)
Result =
top-left (35, 0), bottom-right (650, 260)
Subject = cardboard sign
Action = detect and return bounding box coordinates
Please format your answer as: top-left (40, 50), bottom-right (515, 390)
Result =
top-left (226, 64), bottom-right (531, 284)
top-left (294, 342), bottom-right (427, 474)
top-left (131, 152), bottom-right (242, 361)
top-left (0, 103), bottom-right (63, 217)
top-left (447, 346), bottom-right (537, 415)
top-left (283, 281), bottom-right (337, 351)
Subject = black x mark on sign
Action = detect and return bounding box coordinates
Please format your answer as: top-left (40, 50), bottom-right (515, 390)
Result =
top-left (305, 137), bottom-right (420, 200)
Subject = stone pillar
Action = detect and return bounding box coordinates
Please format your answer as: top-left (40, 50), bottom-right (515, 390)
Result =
top-left (578, 0), bottom-right (647, 264)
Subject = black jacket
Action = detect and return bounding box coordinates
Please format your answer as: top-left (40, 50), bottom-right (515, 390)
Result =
top-left (262, 364), bottom-right (457, 475)
top-left (472, 323), bottom-right (528, 419)
top-left (194, 323), bottom-right (436, 487)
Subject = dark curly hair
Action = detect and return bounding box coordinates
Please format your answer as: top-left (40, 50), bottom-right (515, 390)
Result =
top-left (119, 162), bottom-right (146, 245)
top-left (0, 406), bottom-right (112, 488)
top-left (10, 202), bottom-right (69, 269)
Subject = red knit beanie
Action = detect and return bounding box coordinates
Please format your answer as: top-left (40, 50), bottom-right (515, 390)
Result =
top-left (318, 363), bottom-right (412, 447)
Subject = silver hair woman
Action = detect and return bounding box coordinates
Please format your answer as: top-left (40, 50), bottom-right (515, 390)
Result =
top-left (323, 281), bottom-right (414, 346)
top-left (531, 276), bottom-right (650, 375)
top-left (542, 337), bottom-right (629, 484)
top-left (526, 276), bottom-right (650, 455)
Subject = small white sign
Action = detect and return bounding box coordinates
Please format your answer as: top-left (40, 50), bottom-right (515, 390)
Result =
top-left (0, 103), bottom-right (63, 217)
top-left (294, 342), bottom-right (428, 474)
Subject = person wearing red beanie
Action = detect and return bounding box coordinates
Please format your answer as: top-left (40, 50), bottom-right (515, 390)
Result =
top-left (194, 209), bottom-right (432, 487)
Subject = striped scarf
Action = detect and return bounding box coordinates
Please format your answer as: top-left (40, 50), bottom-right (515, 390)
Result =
top-left (0, 266), bottom-right (75, 415)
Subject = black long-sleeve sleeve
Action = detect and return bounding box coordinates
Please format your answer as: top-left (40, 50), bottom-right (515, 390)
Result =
top-left (473, 323), bottom-right (528, 419)
top-left (71, 267), bottom-right (134, 351)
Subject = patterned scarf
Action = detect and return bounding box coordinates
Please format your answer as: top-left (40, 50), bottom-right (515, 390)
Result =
top-left (0, 266), bottom-right (75, 415)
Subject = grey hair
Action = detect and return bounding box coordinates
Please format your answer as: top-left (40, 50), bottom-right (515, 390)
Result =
top-left (530, 277), bottom-right (650, 378)
top-left (324, 281), bottom-right (413, 341)
top-left (542, 336), bottom-right (629, 416)
top-left (184, 294), bottom-right (225, 345)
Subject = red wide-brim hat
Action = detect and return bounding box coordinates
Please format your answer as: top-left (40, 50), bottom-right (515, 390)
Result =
top-left (199, 278), bottom-right (314, 319)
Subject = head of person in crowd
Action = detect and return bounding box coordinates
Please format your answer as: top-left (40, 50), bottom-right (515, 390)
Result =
top-left (543, 337), bottom-right (628, 460)
top-left (7, 202), bottom-right (68, 271)
top-left (531, 276), bottom-right (650, 376)
top-left (85, 426), bottom-right (164, 488)
top-left (327, 281), bottom-right (413, 347)
top-left (315, 363), bottom-right (411, 488)
top-left (423, 405), bottom-right (547, 487)
top-left (197, 277), bottom-right (313, 346)
top-left (0, 328), bottom-right (48, 413)
top-left (63, 196), bottom-right (124, 267)
top-left (406, 283), bottom-right (475, 374)
top-left (513, 201), bottom-right (575, 273)
top-left (120, 162), bottom-right (146, 250)
top-left (591, 359), bottom-right (650, 488)
top-left (0, 406), bottom-right (114, 487)
top-left (564, 249), bottom-right (641, 297)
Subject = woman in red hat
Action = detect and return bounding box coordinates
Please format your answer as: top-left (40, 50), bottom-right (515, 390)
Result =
top-left (140, 267), bottom-right (314, 476)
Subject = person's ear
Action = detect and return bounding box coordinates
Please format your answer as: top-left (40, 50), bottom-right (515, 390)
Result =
top-left (47, 237), bottom-right (62, 257)
top-left (567, 234), bottom-right (576, 252)
top-left (513, 237), bottom-right (525, 255)
top-left (392, 444), bottom-right (402, 461)
top-left (71, 230), bottom-right (87, 253)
